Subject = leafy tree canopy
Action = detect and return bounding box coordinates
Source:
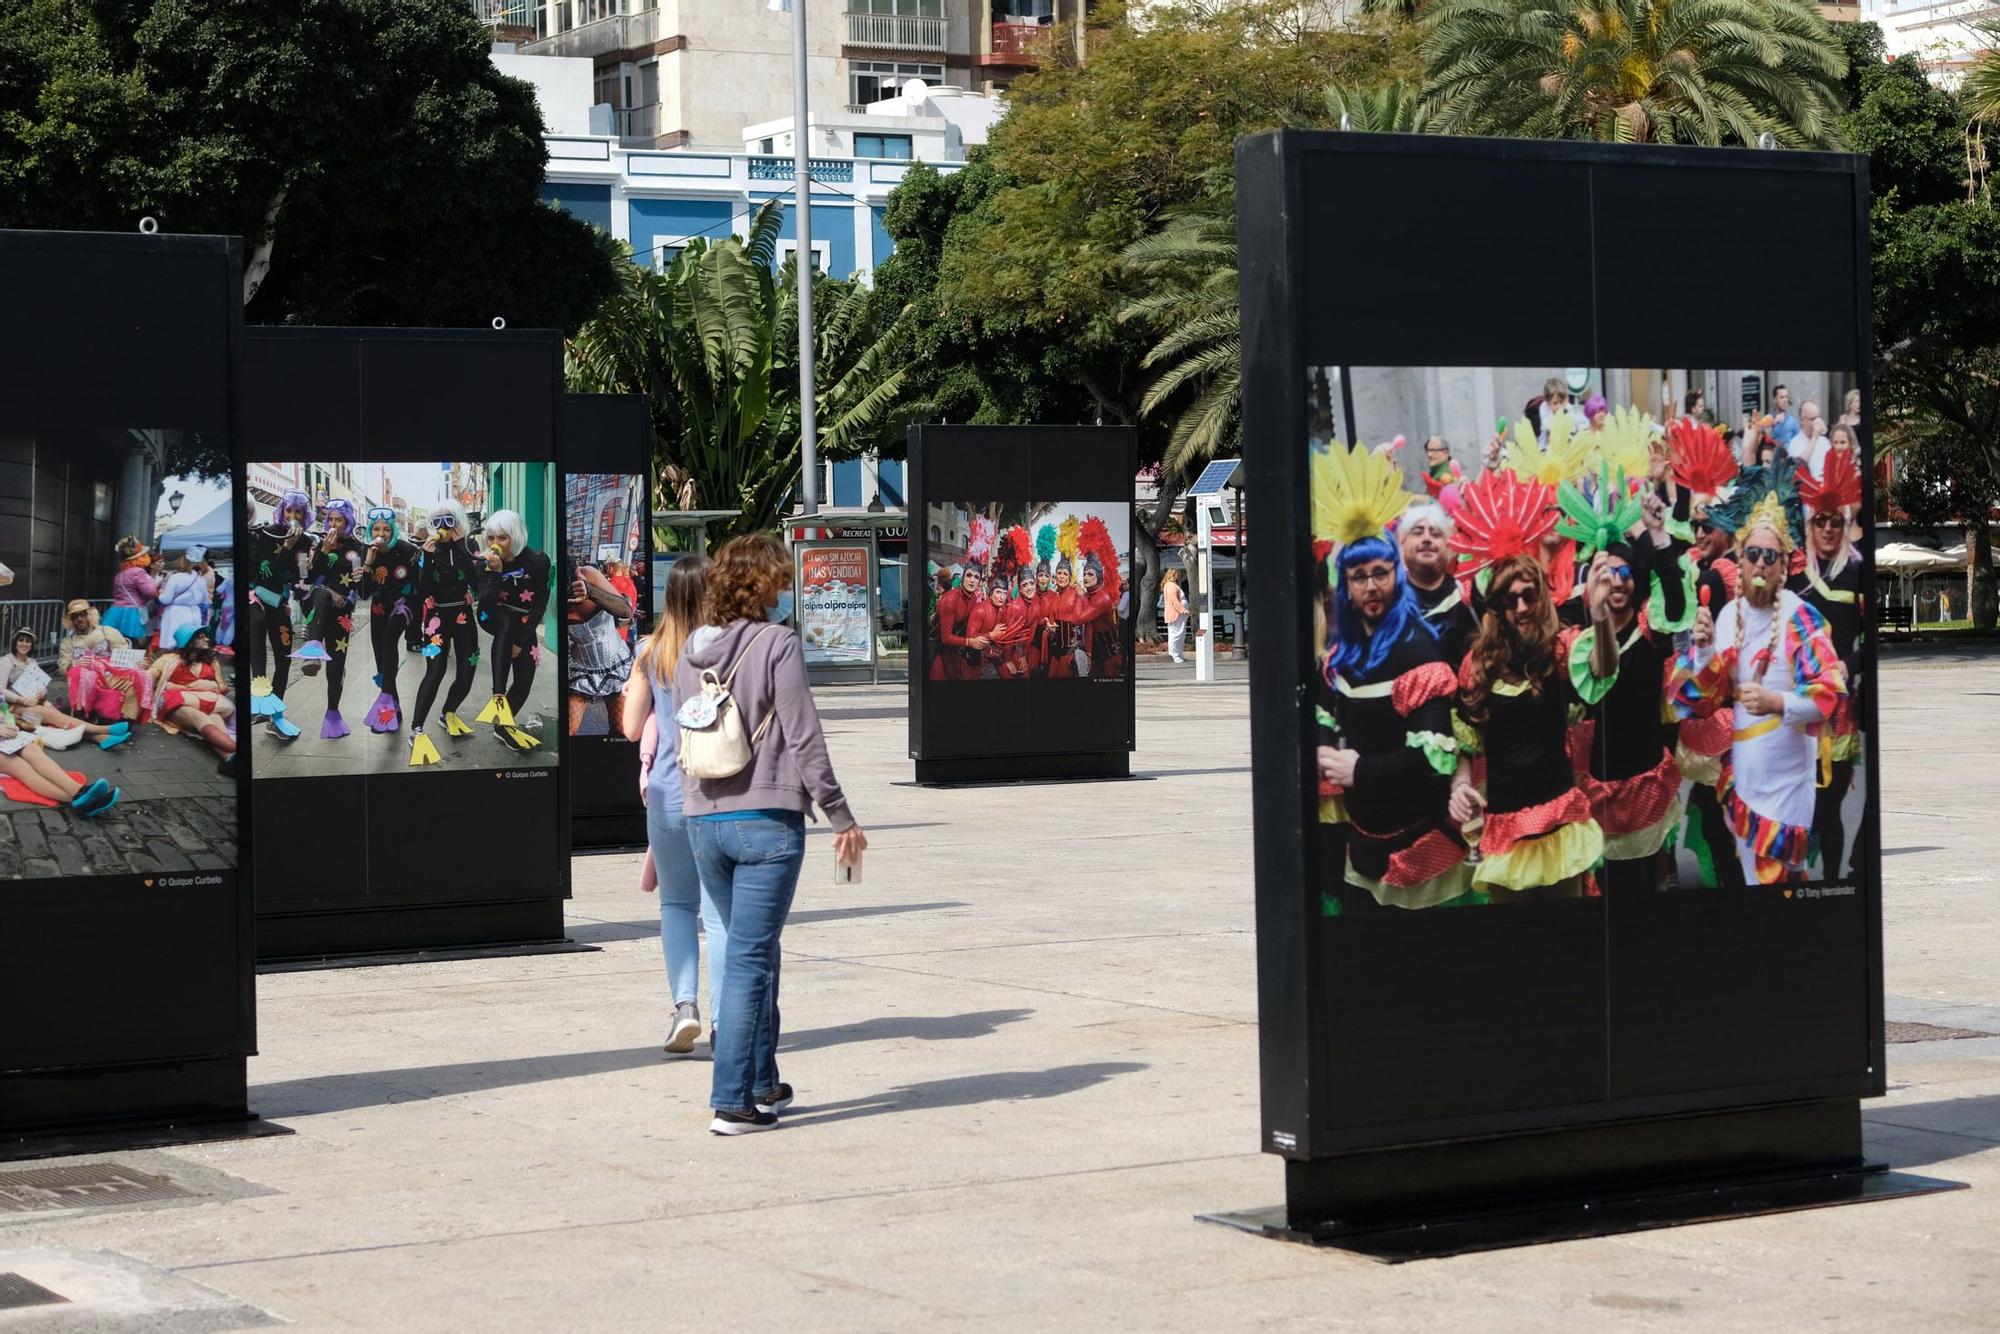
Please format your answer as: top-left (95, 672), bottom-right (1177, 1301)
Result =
top-left (1840, 34), bottom-right (1968, 208)
top-left (0, 0), bottom-right (619, 332)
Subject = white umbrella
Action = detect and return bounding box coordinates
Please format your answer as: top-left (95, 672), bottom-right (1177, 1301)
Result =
top-left (1875, 542), bottom-right (1961, 575)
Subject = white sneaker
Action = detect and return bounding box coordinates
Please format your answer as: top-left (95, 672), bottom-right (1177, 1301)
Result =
top-left (664, 1001), bottom-right (701, 1055)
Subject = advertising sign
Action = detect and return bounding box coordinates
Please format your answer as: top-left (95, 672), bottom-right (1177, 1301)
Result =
top-left (796, 540), bottom-right (876, 668)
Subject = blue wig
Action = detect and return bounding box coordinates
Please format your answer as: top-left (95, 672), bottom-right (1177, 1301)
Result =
top-left (1327, 533), bottom-right (1435, 681)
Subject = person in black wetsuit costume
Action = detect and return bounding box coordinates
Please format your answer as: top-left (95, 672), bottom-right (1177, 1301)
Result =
top-left (293, 497), bottom-right (365, 739)
top-left (359, 506), bottom-right (423, 736)
top-left (407, 499), bottom-right (484, 766)
top-left (474, 507), bottom-right (553, 752)
top-left (245, 488), bottom-right (314, 707)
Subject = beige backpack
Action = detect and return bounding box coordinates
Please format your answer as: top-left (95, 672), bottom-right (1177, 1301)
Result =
top-left (676, 624), bottom-right (781, 780)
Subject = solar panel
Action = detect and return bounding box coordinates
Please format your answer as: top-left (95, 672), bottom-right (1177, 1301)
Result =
top-left (1189, 458), bottom-right (1243, 496)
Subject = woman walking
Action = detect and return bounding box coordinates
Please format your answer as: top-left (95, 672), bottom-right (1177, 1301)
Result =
top-left (621, 556), bottom-right (726, 1055)
top-left (675, 534), bottom-right (867, 1135)
top-left (1162, 568), bottom-right (1189, 664)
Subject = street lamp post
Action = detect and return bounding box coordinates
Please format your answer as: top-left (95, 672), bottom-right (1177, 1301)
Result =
top-left (779, 0), bottom-right (820, 517)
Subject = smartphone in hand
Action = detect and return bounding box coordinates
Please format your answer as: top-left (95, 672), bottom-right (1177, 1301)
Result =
top-left (834, 851), bottom-right (862, 886)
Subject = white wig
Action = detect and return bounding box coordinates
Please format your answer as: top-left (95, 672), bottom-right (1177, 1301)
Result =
top-left (482, 508), bottom-right (530, 554)
top-left (1397, 499), bottom-right (1453, 536)
top-left (429, 498), bottom-right (470, 536)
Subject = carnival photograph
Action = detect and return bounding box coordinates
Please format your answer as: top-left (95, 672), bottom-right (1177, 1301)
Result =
top-left (245, 461), bottom-right (560, 778)
top-left (0, 428), bottom-right (237, 878)
top-left (925, 500), bottom-right (1131, 683)
top-left (562, 472), bottom-right (647, 738)
top-left (1309, 367), bottom-right (1869, 912)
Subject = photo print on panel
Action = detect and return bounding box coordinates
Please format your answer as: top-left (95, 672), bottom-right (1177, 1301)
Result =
top-left (1309, 366), bottom-right (1868, 913)
top-left (561, 472), bottom-right (648, 738)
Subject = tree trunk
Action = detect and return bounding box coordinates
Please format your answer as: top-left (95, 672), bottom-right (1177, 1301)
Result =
top-left (1131, 479), bottom-right (1183, 646)
top-left (1970, 519), bottom-right (1997, 630)
top-left (242, 188), bottom-right (287, 307)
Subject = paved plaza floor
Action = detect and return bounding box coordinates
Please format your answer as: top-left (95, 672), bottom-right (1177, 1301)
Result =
top-left (1, 647), bottom-right (1995, 1328)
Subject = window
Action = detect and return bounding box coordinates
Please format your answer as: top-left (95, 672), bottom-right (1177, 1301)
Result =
top-left (777, 240), bottom-right (830, 274)
top-left (849, 60), bottom-right (943, 106)
top-left (595, 70), bottom-right (622, 109)
top-left (929, 524), bottom-right (941, 542)
top-left (759, 137), bottom-right (774, 155)
top-left (652, 243), bottom-right (686, 271)
top-left (92, 482), bottom-right (112, 523)
top-left (854, 133), bottom-right (913, 160)
top-left (864, 0), bottom-right (942, 14)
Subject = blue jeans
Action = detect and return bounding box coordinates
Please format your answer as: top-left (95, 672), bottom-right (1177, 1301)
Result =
top-left (645, 804), bottom-right (728, 1018)
top-left (689, 813), bottom-right (805, 1111)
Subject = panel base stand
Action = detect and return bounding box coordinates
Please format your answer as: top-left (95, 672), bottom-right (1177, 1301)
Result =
top-left (912, 751), bottom-right (1132, 786)
top-left (257, 897), bottom-right (568, 964)
top-left (1200, 1100), bottom-right (1965, 1261)
top-left (0, 1056), bottom-right (291, 1163)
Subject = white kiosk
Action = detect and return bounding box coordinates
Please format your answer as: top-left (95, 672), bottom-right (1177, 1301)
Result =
top-left (1188, 457), bottom-right (1243, 684)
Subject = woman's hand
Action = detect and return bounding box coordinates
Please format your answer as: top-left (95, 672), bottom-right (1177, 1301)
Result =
top-left (1318, 746), bottom-right (1359, 789)
top-left (1586, 555), bottom-right (1617, 624)
top-left (1449, 782), bottom-right (1485, 825)
top-left (1739, 682), bottom-right (1783, 716)
top-left (833, 826), bottom-right (868, 867)
top-left (483, 549), bottom-right (504, 573)
top-left (1691, 605), bottom-right (1715, 648)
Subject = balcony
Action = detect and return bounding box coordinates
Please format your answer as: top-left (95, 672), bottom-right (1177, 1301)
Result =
top-left (619, 103), bottom-right (661, 147)
top-left (748, 156), bottom-right (856, 183)
top-left (844, 11), bottom-right (948, 51)
top-left (986, 20), bottom-right (1049, 63)
top-left (519, 7), bottom-right (658, 58)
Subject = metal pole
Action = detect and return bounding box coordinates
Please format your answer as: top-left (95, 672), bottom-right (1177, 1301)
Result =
top-left (792, 0), bottom-right (819, 516)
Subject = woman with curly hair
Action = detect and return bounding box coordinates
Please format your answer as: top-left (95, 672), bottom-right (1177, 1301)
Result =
top-left (1448, 554), bottom-right (1610, 902)
top-left (674, 533), bottom-right (867, 1135)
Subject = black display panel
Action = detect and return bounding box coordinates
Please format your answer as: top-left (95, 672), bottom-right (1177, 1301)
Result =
top-left (558, 394), bottom-right (652, 851)
top-left (0, 230), bottom-right (254, 1128)
top-left (1237, 133), bottom-right (1883, 1162)
top-left (242, 329), bottom-right (569, 957)
top-left (907, 426), bottom-right (1137, 780)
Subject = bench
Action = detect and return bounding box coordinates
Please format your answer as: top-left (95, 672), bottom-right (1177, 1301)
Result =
top-left (1877, 605), bottom-right (1914, 636)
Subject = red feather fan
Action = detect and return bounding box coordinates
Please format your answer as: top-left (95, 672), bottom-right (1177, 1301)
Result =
top-left (1797, 447), bottom-right (1862, 516)
top-left (1004, 525), bottom-right (1034, 573)
top-left (1079, 515), bottom-right (1121, 602)
top-left (1447, 469), bottom-right (1557, 587)
top-left (1668, 420), bottom-right (1737, 498)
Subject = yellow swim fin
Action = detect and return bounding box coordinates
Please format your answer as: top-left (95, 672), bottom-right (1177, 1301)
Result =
top-left (474, 693), bottom-right (515, 728)
top-left (409, 732), bottom-right (442, 766)
top-left (498, 725), bottom-right (541, 751)
top-left (442, 711), bottom-right (474, 738)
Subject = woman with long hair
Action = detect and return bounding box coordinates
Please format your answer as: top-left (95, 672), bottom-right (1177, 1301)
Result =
top-left (674, 534), bottom-right (867, 1134)
top-left (1, 627), bottom-right (132, 751)
top-left (473, 507), bottom-right (552, 752)
top-left (1449, 555), bottom-right (1607, 902)
top-left (148, 624), bottom-right (236, 769)
top-left (621, 555), bottom-right (723, 1056)
top-left (408, 499), bottom-right (485, 766)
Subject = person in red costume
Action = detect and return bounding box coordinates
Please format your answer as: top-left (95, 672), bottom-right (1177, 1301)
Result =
top-left (967, 579), bottom-right (1005, 678)
top-left (1075, 553), bottom-right (1124, 680)
top-left (1042, 561), bottom-right (1082, 678)
top-left (930, 566), bottom-right (986, 680)
top-left (989, 569), bottom-right (1043, 677)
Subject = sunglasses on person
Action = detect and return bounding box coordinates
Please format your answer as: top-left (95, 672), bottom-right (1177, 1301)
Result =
top-left (1605, 562), bottom-right (1632, 582)
top-left (1503, 584), bottom-right (1542, 609)
top-left (1810, 514), bottom-right (1845, 530)
top-left (1742, 545), bottom-right (1784, 566)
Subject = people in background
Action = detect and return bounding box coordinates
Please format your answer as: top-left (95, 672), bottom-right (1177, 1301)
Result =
top-left (1162, 568), bottom-right (1189, 664)
top-left (149, 624), bottom-right (236, 772)
top-left (246, 490), bottom-right (314, 702)
top-left (1, 627), bottom-right (131, 751)
top-left (105, 536), bottom-right (158, 644)
top-left (474, 508), bottom-right (553, 751)
top-left (58, 600), bottom-right (151, 725)
top-left (408, 499), bottom-right (485, 767)
top-left (157, 547), bottom-right (211, 651)
top-left (292, 498), bottom-right (366, 739)
top-left (566, 561), bottom-right (634, 735)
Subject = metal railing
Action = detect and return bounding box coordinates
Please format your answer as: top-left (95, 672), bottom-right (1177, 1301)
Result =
top-left (748, 156), bottom-right (856, 183)
top-left (990, 20), bottom-right (1048, 60)
top-left (619, 103), bottom-right (661, 145)
top-left (519, 7), bottom-right (659, 58)
top-left (4, 600), bottom-right (113, 669)
top-left (845, 11), bottom-right (947, 50)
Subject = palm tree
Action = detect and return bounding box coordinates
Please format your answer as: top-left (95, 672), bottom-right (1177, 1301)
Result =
top-left (567, 202), bottom-right (926, 536)
top-left (1422, 0), bottom-right (1849, 148)
top-left (1326, 79), bottom-right (1432, 131)
top-left (1964, 22), bottom-right (2000, 126)
top-left (1119, 196), bottom-right (1240, 480)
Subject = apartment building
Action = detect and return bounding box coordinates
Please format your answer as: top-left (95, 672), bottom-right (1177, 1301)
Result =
top-left (479, 0), bottom-right (1082, 150)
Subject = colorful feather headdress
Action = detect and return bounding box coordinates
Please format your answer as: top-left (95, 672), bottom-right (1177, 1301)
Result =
top-left (1056, 515), bottom-right (1082, 583)
top-left (1312, 441), bottom-right (1411, 549)
top-left (1448, 467), bottom-right (1558, 591)
top-left (1500, 413), bottom-right (1594, 488)
top-left (1078, 514), bottom-right (1120, 598)
top-left (966, 514), bottom-right (997, 566)
top-left (1555, 464), bottom-right (1646, 561)
top-left (1707, 460), bottom-right (1803, 550)
top-left (1797, 448), bottom-right (1862, 517)
top-left (1667, 419), bottom-right (1738, 500)
top-left (1035, 523), bottom-right (1058, 568)
top-left (1002, 525), bottom-right (1034, 578)
top-left (1592, 406), bottom-right (1655, 483)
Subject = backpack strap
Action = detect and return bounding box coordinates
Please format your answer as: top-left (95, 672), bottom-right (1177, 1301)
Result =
top-left (720, 623), bottom-right (783, 689)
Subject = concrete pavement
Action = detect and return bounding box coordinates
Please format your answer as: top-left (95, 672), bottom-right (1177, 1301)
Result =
top-left (0, 646), bottom-right (1993, 1329)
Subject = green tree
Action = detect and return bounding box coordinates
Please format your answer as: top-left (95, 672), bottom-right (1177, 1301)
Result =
top-left (906, 0), bottom-right (1417, 638)
top-left (1326, 78), bottom-right (1433, 131)
top-left (1118, 191), bottom-right (1239, 479)
top-left (1839, 41), bottom-right (1967, 206)
top-left (1422, 0), bottom-right (1849, 147)
top-left (1962, 21), bottom-right (2000, 126)
top-left (0, 0), bottom-right (618, 332)
top-left (567, 206), bottom-right (924, 538)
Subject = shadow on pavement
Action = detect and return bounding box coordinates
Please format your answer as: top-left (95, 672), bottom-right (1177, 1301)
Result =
top-left (781, 1061), bottom-right (1149, 1129)
top-left (781, 1007), bottom-right (1033, 1055)
top-left (252, 1047), bottom-right (667, 1115)
top-left (1865, 1092), bottom-right (2000, 1171)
